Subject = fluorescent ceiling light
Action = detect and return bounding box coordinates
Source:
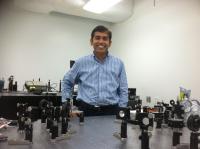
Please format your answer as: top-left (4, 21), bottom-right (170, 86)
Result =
top-left (83, 0), bottom-right (122, 14)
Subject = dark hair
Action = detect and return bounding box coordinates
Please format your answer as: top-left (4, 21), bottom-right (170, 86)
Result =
top-left (91, 25), bottom-right (112, 40)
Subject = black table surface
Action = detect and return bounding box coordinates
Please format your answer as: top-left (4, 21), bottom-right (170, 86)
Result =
top-left (0, 91), bottom-right (62, 120)
top-left (0, 116), bottom-right (191, 149)
top-left (0, 91), bottom-right (61, 96)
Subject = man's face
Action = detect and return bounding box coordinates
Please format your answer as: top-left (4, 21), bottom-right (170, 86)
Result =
top-left (90, 31), bottom-right (112, 54)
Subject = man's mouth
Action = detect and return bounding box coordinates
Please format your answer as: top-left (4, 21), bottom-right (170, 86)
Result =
top-left (96, 45), bottom-right (106, 50)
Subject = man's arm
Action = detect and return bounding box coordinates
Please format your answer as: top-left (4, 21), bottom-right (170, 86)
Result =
top-left (62, 61), bottom-right (80, 102)
top-left (118, 62), bottom-right (128, 107)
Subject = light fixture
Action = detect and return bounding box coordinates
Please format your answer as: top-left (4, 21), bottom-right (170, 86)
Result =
top-left (83, 0), bottom-right (122, 14)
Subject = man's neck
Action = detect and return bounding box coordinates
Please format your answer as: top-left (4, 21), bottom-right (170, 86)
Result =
top-left (94, 51), bottom-right (108, 62)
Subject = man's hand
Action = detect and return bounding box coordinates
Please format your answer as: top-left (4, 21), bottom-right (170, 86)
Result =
top-left (69, 110), bottom-right (82, 118)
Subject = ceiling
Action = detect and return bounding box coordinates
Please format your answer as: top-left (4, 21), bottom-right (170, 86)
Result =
top-left (13, 0), bottom-right (134, 23)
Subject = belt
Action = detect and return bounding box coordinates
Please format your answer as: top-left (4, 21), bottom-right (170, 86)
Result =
top-left (77, 100), bottom-right (119, 116)
top-left (78, 100), bottom-right (118, 111)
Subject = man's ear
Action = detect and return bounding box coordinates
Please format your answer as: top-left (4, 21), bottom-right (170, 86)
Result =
top-left (108, 40), bottom-right (112, 47)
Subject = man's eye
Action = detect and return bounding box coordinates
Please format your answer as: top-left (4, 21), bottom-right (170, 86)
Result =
top-left (103, 37), bottom-right (109, 41)
top-left (94, 36), bottom-right (109, 41)
top-left (95, 37), bottom-right (100, 40)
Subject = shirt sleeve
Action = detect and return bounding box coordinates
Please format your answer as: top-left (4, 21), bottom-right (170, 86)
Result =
top-left (61, 61), bottom-right (80, 102)
top-left (118, 62), bottom-right (128, 107)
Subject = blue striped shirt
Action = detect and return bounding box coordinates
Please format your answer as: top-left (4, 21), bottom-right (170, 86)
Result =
top-left (62, 53), bottom-right (128, 107)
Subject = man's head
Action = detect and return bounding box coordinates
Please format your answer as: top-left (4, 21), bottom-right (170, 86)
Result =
top-left (90, 25), bottom-right (112, 55)
top-left (91, 25), bottom-right (112, 40)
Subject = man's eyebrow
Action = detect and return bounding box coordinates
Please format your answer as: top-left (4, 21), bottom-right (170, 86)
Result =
top-left (95, 35), bottom-right (108, 37)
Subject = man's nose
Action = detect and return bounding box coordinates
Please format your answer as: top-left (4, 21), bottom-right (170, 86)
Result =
top-left (98, 38), bottom-right (104, 43)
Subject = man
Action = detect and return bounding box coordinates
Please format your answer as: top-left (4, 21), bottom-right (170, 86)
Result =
top-left (62, 25), bottom-right (128, 116)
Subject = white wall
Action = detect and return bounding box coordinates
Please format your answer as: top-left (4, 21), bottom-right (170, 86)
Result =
top-left (0, 6), bottom-right (111, 90)
top-left (111, 0), bottom-right (200, 105)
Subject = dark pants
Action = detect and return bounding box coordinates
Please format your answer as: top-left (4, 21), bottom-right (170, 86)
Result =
top-left (76, 100), bottom-right (118, 116)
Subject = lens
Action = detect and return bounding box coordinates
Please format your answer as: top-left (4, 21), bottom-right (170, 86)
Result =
top-left (119, 110), bottom-right (125, 118)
